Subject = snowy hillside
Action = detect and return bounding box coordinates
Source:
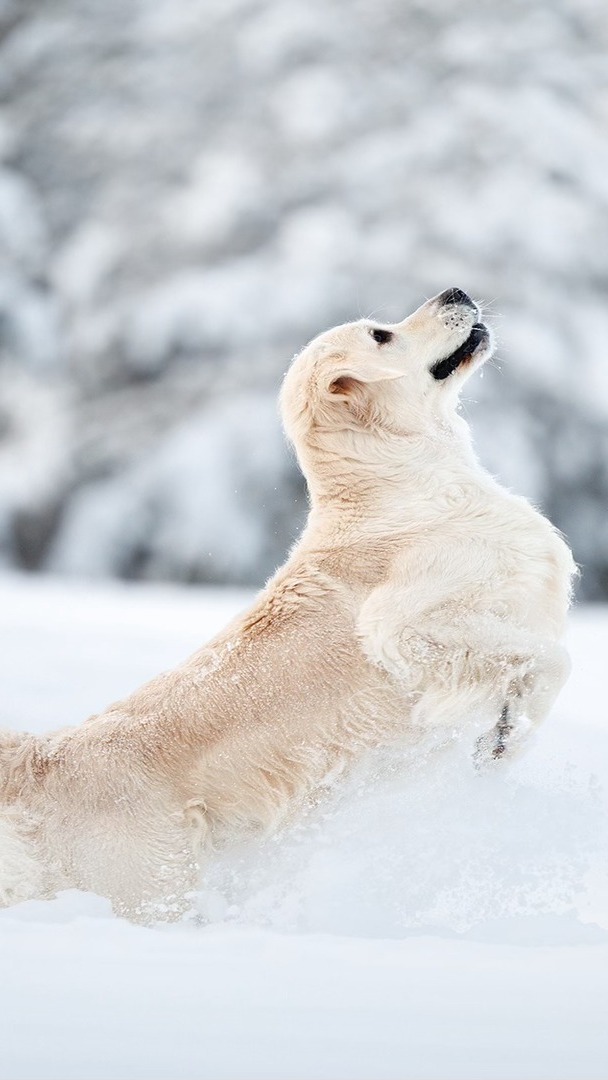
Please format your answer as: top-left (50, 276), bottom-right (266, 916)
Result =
top-left (1, 575), bottom-right (607, 1080)
top-left (1, 0), bottom-right (607, 595)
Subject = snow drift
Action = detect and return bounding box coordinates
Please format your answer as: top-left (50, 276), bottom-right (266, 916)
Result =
top-left (0, 576), bottom-right (606, 1079)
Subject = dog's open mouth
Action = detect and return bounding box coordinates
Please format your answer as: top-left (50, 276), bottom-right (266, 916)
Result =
top-left (430, 324), bottom-right (489, 381)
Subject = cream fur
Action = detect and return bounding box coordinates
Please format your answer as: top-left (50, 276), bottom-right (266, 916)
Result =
top-left (0, 290), bottom-right (576, 921)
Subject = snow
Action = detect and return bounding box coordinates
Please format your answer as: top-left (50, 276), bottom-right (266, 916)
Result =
top-left (46, 393), bottom-right (301, 584)
top-left (0, 574), bottom-right (607, 1079)
top-left (0, 368), bottom-right (70, 545)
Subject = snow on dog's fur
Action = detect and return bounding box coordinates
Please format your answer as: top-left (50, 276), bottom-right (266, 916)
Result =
top-left (0, 288), bottom-right (576, 920)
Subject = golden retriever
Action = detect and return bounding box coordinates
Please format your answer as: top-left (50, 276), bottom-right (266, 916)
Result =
top-left (0, 288), bottom-right (575, 920)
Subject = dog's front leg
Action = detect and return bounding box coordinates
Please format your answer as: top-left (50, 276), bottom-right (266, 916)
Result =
top-left (473, 700), bottom-right (520, 767)
top-left (473, 639), bottom-right (570, 767)
top-left (358, 587), bottom-right (569, 757)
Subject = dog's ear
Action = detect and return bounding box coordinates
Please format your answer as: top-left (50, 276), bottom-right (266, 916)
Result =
top-left (327, 365), bottom-right (403, 396)
top-left (324, 363), bottom-right (404, 427)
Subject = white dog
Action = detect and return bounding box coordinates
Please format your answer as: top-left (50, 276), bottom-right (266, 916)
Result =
top-left (0, 288), bottom-right (575, 920)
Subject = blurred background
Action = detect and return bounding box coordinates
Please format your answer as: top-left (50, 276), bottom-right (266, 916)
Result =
top-left (0, 0), bottom-right (606, 598)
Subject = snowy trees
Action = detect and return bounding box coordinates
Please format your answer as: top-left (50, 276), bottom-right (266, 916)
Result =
top-left (0, 0), bottom-right (607, 596)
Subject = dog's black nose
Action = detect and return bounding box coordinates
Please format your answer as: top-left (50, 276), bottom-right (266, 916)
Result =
top-left (438, 287), bottom-right (476, 309)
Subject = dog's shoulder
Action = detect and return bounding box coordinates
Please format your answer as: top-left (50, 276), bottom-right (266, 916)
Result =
top-left (307, 541), bottom-right (398, 588)
top-left (239, 560), bottom-right (349, 640)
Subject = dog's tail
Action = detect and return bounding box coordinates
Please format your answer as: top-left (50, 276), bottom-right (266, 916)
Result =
top-left (0, 730), bottom-right (48, 804)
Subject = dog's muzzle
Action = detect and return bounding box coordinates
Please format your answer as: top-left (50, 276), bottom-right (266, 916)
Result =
top-left (430, 288), bottom-right (490, 381)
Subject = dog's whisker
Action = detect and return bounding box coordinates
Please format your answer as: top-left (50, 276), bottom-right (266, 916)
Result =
top-left (362, 303), bottom-right (392, 322)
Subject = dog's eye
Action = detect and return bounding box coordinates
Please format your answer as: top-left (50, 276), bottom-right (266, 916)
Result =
top-left (370, 327), bottom-right (393, 345)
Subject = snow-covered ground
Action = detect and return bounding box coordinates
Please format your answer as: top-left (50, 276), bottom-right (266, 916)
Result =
top-left (0, 573), bottom-right (607, 1080)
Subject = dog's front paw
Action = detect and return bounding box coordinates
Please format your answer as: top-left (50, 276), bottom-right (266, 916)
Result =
top-left (473, 706), bottom-right (533, 770)
top-left (473, 729), bottom-right (505, 771)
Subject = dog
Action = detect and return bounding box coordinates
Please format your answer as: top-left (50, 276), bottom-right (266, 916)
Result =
top-left (0, 288), bottom-right (576, 920)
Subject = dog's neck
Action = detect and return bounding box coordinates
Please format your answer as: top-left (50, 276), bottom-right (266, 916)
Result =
top-left (298, 421), bottom-right (495, 539)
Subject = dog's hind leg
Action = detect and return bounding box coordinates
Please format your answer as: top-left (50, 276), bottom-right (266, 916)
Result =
top-left (0, 811), bottom-right (49, 906)
top-left (80, 817), bottom-right (204, 925)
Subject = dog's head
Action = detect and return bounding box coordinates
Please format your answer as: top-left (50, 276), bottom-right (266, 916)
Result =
top-left (281, 288), bottom-right (493, 477)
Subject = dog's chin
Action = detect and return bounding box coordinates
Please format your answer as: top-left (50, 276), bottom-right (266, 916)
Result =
top-left (430, 324), bottom-right (492, 381)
